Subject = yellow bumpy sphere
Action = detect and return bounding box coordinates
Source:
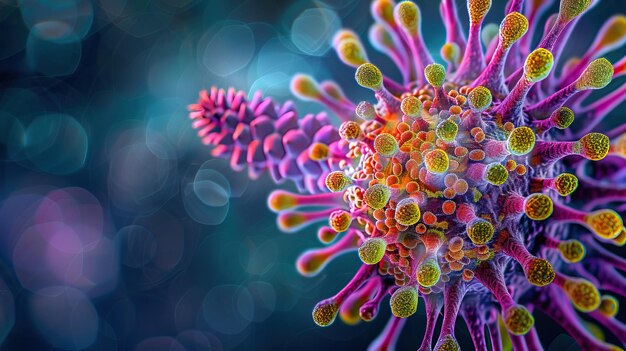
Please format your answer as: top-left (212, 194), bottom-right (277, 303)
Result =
top-left (339, 121), bottom-right (362, 142)
top-left (372, 0), bottom-right (395, 25)
top-left (524, 48), bottom-right (554, 82)
top-left (332, 29), bottom-right (358, 45)
top-left (599, 15), bottom-right (626, 48)
top-left (291, 74), bottom-right (320, 100)
top-left (468, 86), bottom-right (492, 112)
top-left (329, 210), bottom-right (352, 232)
top-left (390, 286), bottom-right (418, 318)
top-left (558, 239), bottom-right (586, 263)
top-left (554, 173), bottom-right (578, 196)
top-left (312, 299), bottom-right (339, 326)
top-left (358, 238), bottom-right (387, 265)
top-left (356, 101), bottom-right (376, 120)
top-left (576, 57), bottom-right (614, 90)
top-left (394, 198), bottom-right (421, 226)
top-left (560, 0), bottom-right (593, 22)
top-left (467, 218), bottom-right (495, 244)
top-left (424, 149), bottom-right (450, 174)
top-left (500, 12), bottom-right (528, 48)
top-left (268, 190), bottom-right (297, 211)
top-left (507, 126), bottom-right (536, 155)
top-left (336, 38), bottom-right (367, 67)
top-left (504, 305), bottom-right (534, 335)
top-left (564, 278), bottom-right (601, 312)
top-left (436, 120), bottom-right (459, 142)
top-left (309, 142), bottom-right (329, 161)
top-left (599, 295), bottom-right (619, 318)
top-left (441, 42), bottom-right (460, 63)
top-left (525, 257), bottom-right (556, 286)
top-left (325, 171), bottom-right (352, 192)
top-left (434, 335), bottom-right (460, 351)
top-left (364, 184), bottom-right (391, 210)
top-left (395, 1), bottom-right (419, 32)
top-left (484, 163), bottom-right (509, 186)
top-left (524, 193), bottom-right (553, 221)
top-left (401, 95), bottom-right (422, 117)
top-left (355, 63), bottom-right (383, 90)
top-left (416, 258), bottom-right (441, 287)
top-left (578, 133), bottom-right (610, 161)
top-left (424, 63), bottom-right (446, 88)
top-left (585, 209), bottom-right (623, 239)
top-left (468, 0), bottom-right (491, 23)
top-left (374, 133), bottom-right (399, 157)
top-left (551, 107), bottom-right (575, 129)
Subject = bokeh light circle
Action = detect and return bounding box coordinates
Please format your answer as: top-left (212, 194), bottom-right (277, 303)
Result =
top-left (23, 114), bottom-right (88, 174)
top-left (243, 281), bottom-right (276, 322)
top-left (30, 286), bottom-right (99, 350)
top-left (20, 0), bottom-right (94, 41)
top-left (116, 225), bottom-right (158, 269)
top-left (202, 24), bottom-right (255, 77)
top-left (193, 168), bottom-right (231, 207)
top-left (290, 8), bottom-right (341, 56)
top-left (0, 112), bottom-right (25, 161)
top-left (202, 285), bottom-right (253, 335)
top-left (108, 141), bottom-right (177, 214)
top-left (26, 30), bottom-right (82, 76)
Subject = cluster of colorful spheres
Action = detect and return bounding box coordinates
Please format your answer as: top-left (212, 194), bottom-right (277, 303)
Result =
top-left (188, 0), bottom-right (626, 349)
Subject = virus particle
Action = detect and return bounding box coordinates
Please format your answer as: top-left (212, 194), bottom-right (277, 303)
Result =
top-left (189, 0), bottom-right (626, 350)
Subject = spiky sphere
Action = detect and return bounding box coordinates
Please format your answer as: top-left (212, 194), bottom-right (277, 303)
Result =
top-left (189, 1), bottom-right (626, 350)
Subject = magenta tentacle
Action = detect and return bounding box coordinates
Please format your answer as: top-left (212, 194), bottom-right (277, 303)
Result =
top-left (537, 285), bottom-right (621, 351)
top-left (439, 277), bottom-right (466, 337)
top-left (531, 140), bottom-right (577, 166)
top-left (296, 229), bottom-right (360, 277)
top-left (510, 334), bottom-right (528, 351)
top-left (524, 327), bottom-right (545, 351)
top-left (589, 309), bottom-right (626, 345)
top-left (486, 310), bottom-right (504, 351)
top-left (520, 0), bottom-right (555, 53)
top-left (529, 83), bottom-right (577, 118)
top-left (472, 40), bottom-right (511, 98)
top-left (505, 0), bottom-right (523, 13)
top-left (493, 75), bottom-right (533, 123)
top-left (417, 293), bottom-right (443, 351)
top-left (455, 15), bottom-right (486, 83)
top-left (368, 316), bottom-right (406, 351)
top-left (576, 82), bottom-right (626, 138)
top-left (441, 0), bottom-right (467, 52)
top-left (461, 301), bottom-right (488, 351)
top-left (475, 261), bottom-right (516, 310)
top-left (583, 236), bottom-right (626, 273)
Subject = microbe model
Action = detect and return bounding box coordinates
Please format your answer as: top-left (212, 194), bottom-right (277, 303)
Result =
top-left (188, 0), bottom-right (626, 350)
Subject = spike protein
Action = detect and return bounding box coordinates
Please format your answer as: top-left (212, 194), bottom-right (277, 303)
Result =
top-left (188, 0), bottom-right (626, 350)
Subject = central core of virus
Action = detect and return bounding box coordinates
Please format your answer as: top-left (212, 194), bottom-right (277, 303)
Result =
top-left (189, 0), bottom-right (626, 350)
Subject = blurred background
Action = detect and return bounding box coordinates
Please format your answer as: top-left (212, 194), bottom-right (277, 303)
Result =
top-left (0, 0), bottom-right (625, 350)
